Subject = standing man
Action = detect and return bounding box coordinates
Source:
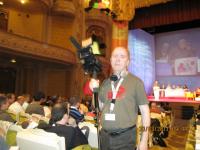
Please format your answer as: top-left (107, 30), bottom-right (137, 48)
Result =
top-left (86, 46), bottom-right (150, 150)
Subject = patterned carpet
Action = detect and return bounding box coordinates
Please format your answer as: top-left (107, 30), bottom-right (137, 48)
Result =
top-left (149, 118), bottom-right (190, 150)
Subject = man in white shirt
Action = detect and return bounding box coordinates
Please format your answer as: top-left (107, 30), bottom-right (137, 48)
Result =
top-left (8, 95), bottom-right (25, 114)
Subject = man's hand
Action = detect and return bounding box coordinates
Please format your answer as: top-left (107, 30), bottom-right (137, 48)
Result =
top-left (89, 78), bottom-right (100, 91)
top-left (138, 104), bottom-right (150, 150)
top-left (137, 140), bottom-right (148, 150)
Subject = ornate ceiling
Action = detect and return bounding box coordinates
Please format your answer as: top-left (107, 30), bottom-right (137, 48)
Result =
top-left (1, 0), bottom-right (172, 13)
top-left (110, 0), bottom-right (172, 20)
top-left (84, 0), bottom-right (173, 20)
top-left (0, 0), bottom-right (48, 13)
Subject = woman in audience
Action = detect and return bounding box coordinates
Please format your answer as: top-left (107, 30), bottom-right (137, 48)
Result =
top-left (82, 97), bottom-right (94, 112)
top-left (43, 103), bottom-right (88, 150)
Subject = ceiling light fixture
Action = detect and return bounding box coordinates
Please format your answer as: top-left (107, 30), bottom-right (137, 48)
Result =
top-left (0, 1), bottom-right (4, 5)
top-left (10, 59), bottom-right (16, 63)
top-left (20, 0), bottom-right (26, 4)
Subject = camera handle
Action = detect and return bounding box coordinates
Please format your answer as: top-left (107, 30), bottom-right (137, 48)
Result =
top-left (92, 71), bottom-right (100, 113)
top-left (92, 70), bottom-right (101, 150)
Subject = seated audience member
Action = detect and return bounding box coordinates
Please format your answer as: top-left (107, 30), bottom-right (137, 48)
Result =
top-left (150, 102), bottom-right (165, 114)
top-left (80, 101), bottom-right (88, 114)
top-left (82, 96), bottom-right (94, 113)
top-left (22, 94), bottom-right (32, 110)
top-left (40, 96), bottom-right (52, 118)
top-left (51, 95), bottom-right (63, 105)
top-left (8, 95), bottom-right (25, 114)
top-left (6, 93), bottom-right (16, 106)
top-left (69, 96), bottom-right (84, 124)
top-left (0, 96), bottom-right (15, 123)
top-left (45, 95), bottom-right (63, 107)
top-left (44, 103), bottom-right (88, 150)
top-left (25, 91), bottom-right (45, 116)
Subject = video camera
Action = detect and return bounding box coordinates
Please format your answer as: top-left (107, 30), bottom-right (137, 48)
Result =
top-left (70, 36), bottom-right (102, 78)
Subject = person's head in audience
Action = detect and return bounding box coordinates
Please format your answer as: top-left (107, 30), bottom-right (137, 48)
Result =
top-left (82, 96), bottom-right (93, 112)
top-left (23, 94), bottom-right (31, 103)
top-left (51, 95), bottom-right (62, 105)
top-left (69, 96), bottom-right (81, 108)
top-left (33, 91), bottom-right (45, 104)
top-left (49, 103), bottom-right (69, 126)
top-left (6, 93), bottom-right (16, 106)
top-left (22, 94), bottom-right (31, 110)
top-left (0, 96), bottom-right (9, 111)
top-left (16, 95), bottom-right (26, 106)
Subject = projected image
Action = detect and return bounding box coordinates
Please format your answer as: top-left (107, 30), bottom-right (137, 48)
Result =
top-left (155, 28), bottom-right (200, 76)
top-left (175, 57), bottom-right (197, 75)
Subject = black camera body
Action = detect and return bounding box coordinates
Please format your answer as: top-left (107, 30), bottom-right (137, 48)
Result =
top-left (70, 37), bottom-right (102, 77)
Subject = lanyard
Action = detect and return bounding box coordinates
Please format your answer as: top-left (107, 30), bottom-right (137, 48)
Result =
top-left (110, 78), bottom-right (124, 112)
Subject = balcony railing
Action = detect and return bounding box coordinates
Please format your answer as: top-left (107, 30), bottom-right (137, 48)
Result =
top-left (0, 30), bottom-right (76, 64)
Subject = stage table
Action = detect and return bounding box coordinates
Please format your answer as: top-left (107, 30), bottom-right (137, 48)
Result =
top-left (148, 96), bottom-right (200, 104)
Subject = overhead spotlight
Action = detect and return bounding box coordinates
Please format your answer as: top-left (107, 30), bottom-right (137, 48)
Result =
top-left (20, 0), bottom-right (27, 4)
top-left (10, 59), bottom-right (16, 63)
top-left (0, 1), bottom-right (4, 5)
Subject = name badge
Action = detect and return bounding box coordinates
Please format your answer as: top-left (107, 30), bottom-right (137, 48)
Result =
top-left (105, 113), bottom-right (115, 121)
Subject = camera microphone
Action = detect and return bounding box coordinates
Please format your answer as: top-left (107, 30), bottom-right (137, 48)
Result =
top-left (110, 70), bottom-right (128, 81)
top-left (110, 74), bottom-right (118, 81)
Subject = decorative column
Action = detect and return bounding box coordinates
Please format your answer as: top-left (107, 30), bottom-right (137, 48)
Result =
top-left (112, 21), bottom-right (129, 49)
top-left (111, 0), bottom-right (135, 50)
top-left (70, 0), bottom-right (86, 98)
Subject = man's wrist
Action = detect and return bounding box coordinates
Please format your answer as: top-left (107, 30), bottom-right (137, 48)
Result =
top-left (140, 126), bottom-right (150, 132)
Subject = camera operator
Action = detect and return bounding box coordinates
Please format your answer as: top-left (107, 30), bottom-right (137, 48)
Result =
top-left (84, 46), bottom-right (150, 150)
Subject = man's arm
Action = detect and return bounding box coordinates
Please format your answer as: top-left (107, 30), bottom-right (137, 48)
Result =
top-left (83, 79), bottom-right (104, 111)
top-left (138, 104), bottom-right (150, 150)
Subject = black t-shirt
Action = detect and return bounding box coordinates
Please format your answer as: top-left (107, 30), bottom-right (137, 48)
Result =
top-left (45, 125), bottom-right (88, 150)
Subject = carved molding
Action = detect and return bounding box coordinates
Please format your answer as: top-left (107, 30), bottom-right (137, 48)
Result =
top-left (111, 0), bottom-right (135, 21)
top-left (134, 0), bottom-right (172, 9)
top-left (0, 30), bottom-right (76, 64)
top-left (85, 9), bottom-right (113, 27)
top-left (51, 0), bottom-right (76, 17)
top-left (40, 0), bottom-right (54, 8)
top-left (85, 9), bottom-right (113, 58)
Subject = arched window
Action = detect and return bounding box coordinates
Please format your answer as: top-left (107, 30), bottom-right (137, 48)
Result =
top-left (86, 25), bottom-right (106, 56)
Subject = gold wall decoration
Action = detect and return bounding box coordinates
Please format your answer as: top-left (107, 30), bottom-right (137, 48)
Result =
top-left (134, 0), bottom-right (172, 9)
top-left (111, 0), bottom-right (135, 21)
top-left (0, 30), bottom-right (76, 64)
